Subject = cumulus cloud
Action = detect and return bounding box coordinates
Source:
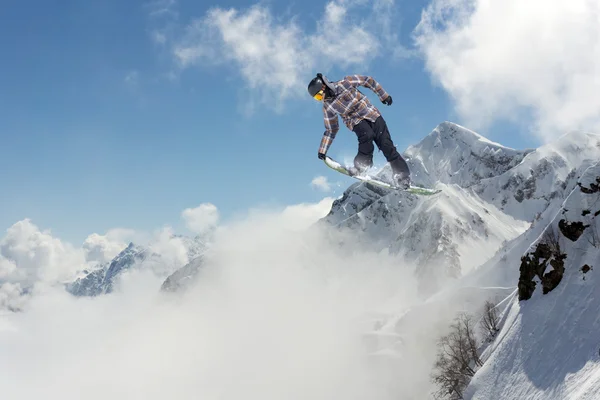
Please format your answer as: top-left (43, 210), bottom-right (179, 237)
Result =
top-left (0, 257), bottom-right (16, 279)
top-left (181, 203), bottom-right (220, 234)
top-left (0, 219), bottom-right (86, 285)
top-left (0, 283), bottom-right (28, 312)
top-left (83, 229), bottom-right (135, 264)
top-left (311, 176), bottom-right (332, 192)
top-left (147, 226), bottom-right (190, 272)
top-left (169, 1), bottom-right (409, 108)
top-left (413, 0), bottom-right (600, 140)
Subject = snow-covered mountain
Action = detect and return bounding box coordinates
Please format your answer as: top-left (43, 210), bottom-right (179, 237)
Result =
top-left (321, 122), bottom-right (600, 399)
top-left (67, 235), bottom-right (207, 296)
top-left (464, 161), bottom-right (600, 399)
top-left (322, 122), bottom-right (600, 297)
top-left (473, 130), bottom-right (600, 221)
top-left (404, 121), bottom-right (533, 188)
top-left (160, 255), bottom-right (205, 293)
top-left (66, 242), bottom-right (150, 296)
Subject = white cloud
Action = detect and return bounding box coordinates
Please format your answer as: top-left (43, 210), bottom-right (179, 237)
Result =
top-left (0, 214), bottom-right (421, 399)
top-left (0, 257), bottom-right (16, 279)
top-left (181, 203), bottom-right (219, 234)
top-left (82, 229), bottom-right (135, 264)
top-left (311, 176), bottom-right (332, 192)
top-left (0, 283), bottom-right (27, 312)
top-left (279, 197), bottom-right (334, 231)
top-left (168, 1), bottom-right (409, 108)
top-left (173, 5), bottom-right (310, 106)
top-left (147, 226), bottom-right (189, 272)
top-left (1, 203), bottom-right (487, 399)
top-left (0, 219), bottom-right (86, 285)
top-left (413, 0), bottom-right (600, 140)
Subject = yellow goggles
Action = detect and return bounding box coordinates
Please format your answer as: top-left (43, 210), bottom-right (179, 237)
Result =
top-left (313, 89), bottom-right (324, 101)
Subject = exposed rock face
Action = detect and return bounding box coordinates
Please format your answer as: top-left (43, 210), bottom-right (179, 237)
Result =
top-left (518, 235), bottom-right (567, 301)
top-left (578, 177), bottom-right (600, 194)
top-left (517, 164), bottom-right (600, 301)
top-left (558, 219), bottom-right (589, 242)
top-left (66, 267), bottom-right (107, 297)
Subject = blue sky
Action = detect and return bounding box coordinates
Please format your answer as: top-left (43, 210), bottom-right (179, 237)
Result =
top-left (2, 0), bottom-right (595, 245)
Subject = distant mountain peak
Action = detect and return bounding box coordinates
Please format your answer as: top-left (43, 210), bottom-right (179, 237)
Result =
top-left (428, 121), bottom-right (514, 150)
top-left (66, 235), bottom-right (206, 297)
top-left (401, 122), bottom-right (531, 188)
top-left (323, 121), bottom-right (600, 297)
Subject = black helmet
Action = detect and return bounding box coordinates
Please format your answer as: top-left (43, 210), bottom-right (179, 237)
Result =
top-left (308, 74), bottom-right (325, 100)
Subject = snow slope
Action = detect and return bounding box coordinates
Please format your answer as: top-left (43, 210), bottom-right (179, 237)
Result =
top-left (473, 131), bottom-right (600, 221)
top-left (320, 123), bottom-right (600, 399)
top-left (465, 162), bottom-right (600, 400)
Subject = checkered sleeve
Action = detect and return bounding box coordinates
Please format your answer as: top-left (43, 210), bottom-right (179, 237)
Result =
top-left (345, 75), bottom-right (390, 102)
top-left (319, 105), bottom-right (339, 155)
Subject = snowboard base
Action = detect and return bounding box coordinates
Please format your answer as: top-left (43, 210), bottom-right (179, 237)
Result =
top-left (323, 156), bottom-right (441, 196)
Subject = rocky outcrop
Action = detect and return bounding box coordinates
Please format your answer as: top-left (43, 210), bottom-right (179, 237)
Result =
top-left (66, 266), bottom-right (108, 297)
top-left (518, 232), bottom-right (567, 301)
top-left (558, 219), bottom-right (589, 242)
top-left (578, 177), bottom-right (600, 194)
top-left (518, 164), bottom-right (600, 300)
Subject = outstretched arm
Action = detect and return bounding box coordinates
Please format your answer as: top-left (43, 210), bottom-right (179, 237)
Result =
top-left (318, 105), bottom-right (339, 156)
top-left (345, 75), bottom-right (391, 103)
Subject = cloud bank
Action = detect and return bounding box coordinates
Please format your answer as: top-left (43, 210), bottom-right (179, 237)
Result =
top-left (0, 200), bottom-right (428, 400)
top-left (414, 0), bottom-right (600, 140)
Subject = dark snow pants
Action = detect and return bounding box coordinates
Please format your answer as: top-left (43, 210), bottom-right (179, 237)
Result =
top-left (352, 116), bottom-right (410, 178)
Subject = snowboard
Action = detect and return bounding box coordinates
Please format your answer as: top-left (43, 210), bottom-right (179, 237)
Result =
top-left (323, 156), bottom-right (441, 195)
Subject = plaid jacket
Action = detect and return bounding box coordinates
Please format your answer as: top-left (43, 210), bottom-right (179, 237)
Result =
top-left (318, 75), bottom-right (390, 155)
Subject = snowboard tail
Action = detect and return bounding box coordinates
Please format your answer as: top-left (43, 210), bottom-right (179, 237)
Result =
top-left (323, 156), bottom-right (441, 195)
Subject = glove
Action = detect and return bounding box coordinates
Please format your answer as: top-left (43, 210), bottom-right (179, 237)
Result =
top-left (318, 152), bottom-right (326, 160)
top-left (382, 95), bottom-right (393, 106)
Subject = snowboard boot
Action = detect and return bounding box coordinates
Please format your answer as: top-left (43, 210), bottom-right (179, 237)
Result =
top-left (389, 157), bottom-right (411, 189)
top-left (353, 157), bottom-right (373, 176)
top-left (393, 174), bottom-right (411, 190)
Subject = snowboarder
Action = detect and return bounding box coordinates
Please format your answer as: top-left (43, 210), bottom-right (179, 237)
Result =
top-left (307, 73), bottom-right (411, 189)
